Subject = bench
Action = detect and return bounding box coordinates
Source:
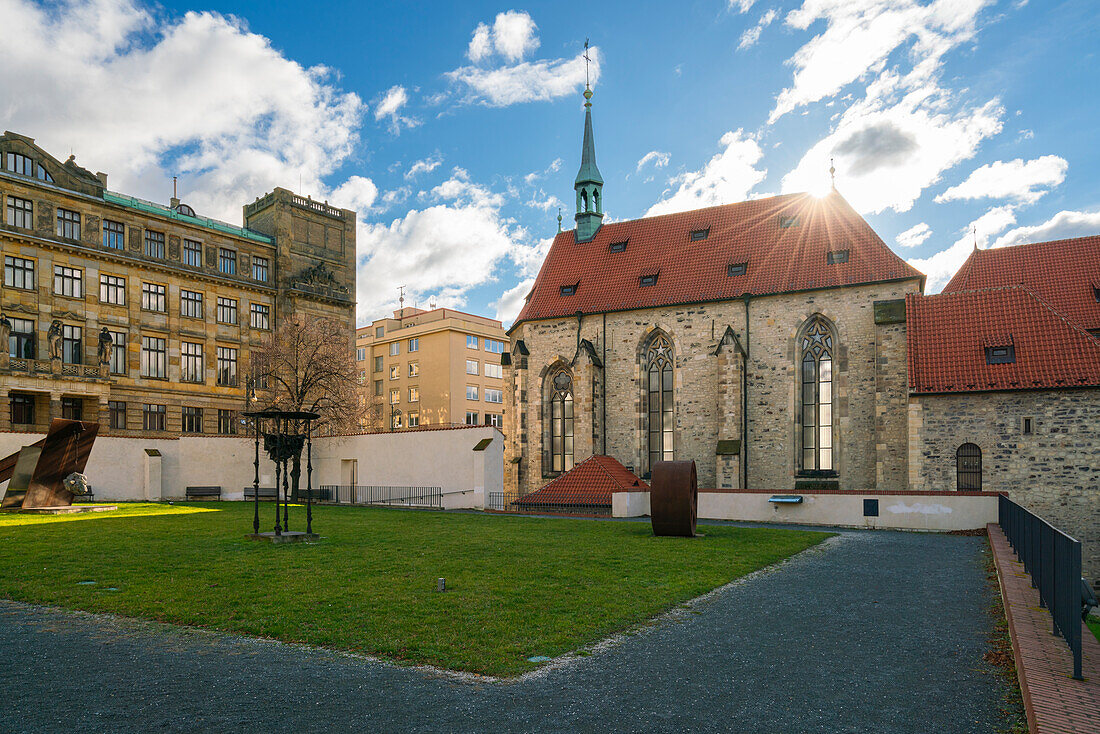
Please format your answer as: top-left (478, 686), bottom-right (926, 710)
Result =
top-left (244, 486), bottom-right (278, 500)
top-left (185, 486), bottom-right (222, 500)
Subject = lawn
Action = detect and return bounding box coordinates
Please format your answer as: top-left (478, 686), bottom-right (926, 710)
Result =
top-left (0, 502), bottom-right (829, 676)
top-left (1088, 615), bottom-right (1100, 643)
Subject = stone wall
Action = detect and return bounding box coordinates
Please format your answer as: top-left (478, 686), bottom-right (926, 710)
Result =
top-left (910, 389), bottom-right (1100, 581)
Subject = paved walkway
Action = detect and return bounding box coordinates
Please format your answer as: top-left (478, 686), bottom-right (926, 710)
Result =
top-left (0, 528), bottom-right (1011, 733)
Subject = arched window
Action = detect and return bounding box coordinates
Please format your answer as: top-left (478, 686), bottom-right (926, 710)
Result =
top-left (592, 189), bottom-right (600, 213)
top-left (645, 333), bottom-right (674, 471)
top-left (550, 370), bottom-right (574, 473)
top-left (957, 443), bottom-right (982, 490)
top-left (581, 189), bottom-right (590, 213)
top-left (799, 318), bottom-right (834, 471)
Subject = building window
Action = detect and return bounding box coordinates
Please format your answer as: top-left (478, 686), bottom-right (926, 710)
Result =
top-left (141, 336), bottom-right (167, 378)
top-left (484, 339), bottom-right (504, 354)
top-left (389, 365), bottom-right (399, 380)
top-left (108, 401), bottom-right (126, 430)
top-left (408, 362), bottom-right (419, 377)
top-left (216, 297), bottom-right (238, 325)
top-left (108, 330), bottom-right (126, 375)
top-left (640, 273), bottom-right (659, 287)
top-left (100, 274), bottom-right (126, 305)
top-left (609, 241), bottom-right (627, 253)
top-left (216, 346), bottom-right (238, 386)
top-left (466, 335), bottom-right (479, 350)
top-left (142, 404), bottom-right (166, 431)
top-left (390, 389), bottom-right (399, 405)
top-left (645, 333), bottom-right (674, 471)
top-left (466, 385), bottom-right (479, 401)
top-left (1022, 417), bottom-right (1034, 435)
top-left (487, 413), bottom-right (502, 428)
top-left (549, 369), bottom-right (574, 473)
top-left (485, 388), bottom-right (503, 404)
top-left (778, 215), bottom-right (800, 229)
top-left (218, 409), bottom-right (237, 434)
top-left (103, 220), bottom-right (125, 249)
top-left (250, 303), bottom-right (270, 330)
top-left (485, 363), bottom-right (502, 379)
top-left (827, 249), bottom-right (849, 265)
top-left (465, 411), bottom-right (479, 425)
top-left (181, 342), bottom-right (204, 383)
top-left (374, 379), bottom-right (383, 397)
top-left (181, 290), bottom-right (203, 319)
top-left (374, 355), bottom-right (383, 373)
top-left (985, 345), bottom-right (1016, 364)
top-left (144, 230), bottom-right (165, 258)
top-left (391, 411), bottom-right (403, 429)
top-left (218, 248), bottom-right (237, 275)
top-left (6, 153), bottom-right (34, 176)
top-left (252, 255), bottom-right (269, 282)
top-left (408, 337), bottom-right (419, 352)
top-left (56, 208), bottom-right (81, 239)
top-left (8, 318), bottom-right (34, 358)
top-left (957, 443), bottom-right (982, 490)
top-left (61, 325), bottom-right (82, 364)
top-left (60, 397), bottom-right (82, 420)
top-left (389, 342), bottom-right (400, 357)
top-left (408, 412), bottom-right (419, 428)
top-left (727, 262), bottom-right (747, 277)
top-left (356, 347), bottom-right (367, 361)
top-left (141, 282), bottom-right (166, 312)
top-left (375, 326), bottom-right (385, 338)
top-left (799, 317), bottom-right (834, 472)
top-left (53, 266), bottom-right (83, 298)
top-left (6, 196), bottom-right (33, 229)
top-left (4, 255), bottom-right (35, 290)
top-left (183, 238), bottom-right (202, 267)
top-left (560, 284), bottom-right (577, 296)
top-left (182, 407), bottom-right (204, 434)
top-left (11, 393), bottom-right (35, 425)
top-left (409, 387), bottom-right (419, 403)
top-left (466, 359), bottom-right (479, 375)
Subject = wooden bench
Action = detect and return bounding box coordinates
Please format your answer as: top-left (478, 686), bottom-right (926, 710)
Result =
top-left (243, 486), bottom-right (278, 500)
top-left (185, 486), bottom-right (222, 500)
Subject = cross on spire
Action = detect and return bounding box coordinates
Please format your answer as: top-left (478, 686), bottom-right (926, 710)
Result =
top-left (584, 38), bottom-right (591, 91)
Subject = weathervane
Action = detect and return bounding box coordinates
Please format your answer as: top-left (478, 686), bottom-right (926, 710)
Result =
top-left (584, 38), bottom-right (591, 91)
top-left (829, 158), bottom-right (836, 189)
top-left (972, 226), bottom-right (978, 251)
top-left (557, 207), bottom-right (563, 233)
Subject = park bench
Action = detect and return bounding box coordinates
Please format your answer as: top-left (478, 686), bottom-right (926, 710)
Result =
top-left (184, 486), bottom-right (222, 500)
top-left (243, 486), bottom-right (278, 500)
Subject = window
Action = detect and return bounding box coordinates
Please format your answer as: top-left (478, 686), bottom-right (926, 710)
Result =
top-left (465, 411), bottom-right (479, 425)
top-left (53, 266), bottom-right (82, 298)
top-left (218, 409), bottom-right (237, 434)
top-left (356, 347), bottom-right (367, 361)
top-left (100, 274), bottom-right (126, 305)
top-left (142, 404), bottom-right (166, 431)
top-left (560, 284), bottom-right (577, 296)
top-left (640, 273), bottom-right (659, 287)
top-left (376, 326), bottom-right (385, 338)
top-left (408, 337), bottom-right (419, 352)
top-left (690, 228), bottom-right (710, 241)
top-left (181, 342), bottom-right (204, 383)
top-left (11, 393), bottom-right (35, 425)
top-left (252, 256), bottom-right (269, 282)
top-left (799, 318), bottom-right (834, 471)
top-left (827, 250), bottom-right (849, 264)
top-left (374, 355), bottom-right (383, 373)
top-left (484, 339), bottom-right (505, 354)
top-left (985, 345), bottom-right (1016, 364)
top-left (56, 208), bottom-right (81, 239)
top-left (390, 365), bottom-right (399, 380)
top-left (408, 412), bottom-right (419, 428)
top-left (61, 325), bottom-right (82, 364)
top-left (409, 387), bottom-right (419, 403)
top-left (108, 401), bottom-right (126, 430)
top-left (549, 370), bottom-right (574, 473)
top-left (485, 363), bottom-right (502, 379)
top-left (218, 248), bottom-right (237, 275)
top-left (645, 334), bottom-right (674, 471)
top-left (216, 297), bottom-right (237, 324)
top-left (957, 443), bottom-right (982, 490)
top-left (409, 362), bottom-right (419, 377)
top-left (778, 215), bottom-right (800, 229)
top-left (727, 262), bottom-right (747, 277)
top-left (6, 196), bottom-right (32, 228)
top-left (1022, 417), bottom-right (1034, 435)
top-left (391, 412), bottom-right (403, 429)
top-left (6, 153), bottom-right (33, 176)
top-left (8, 318), bottom-right (34, 358)
top-left (103, 220), bottom-right (125, 249)
top-left (216, 346), bottom-right (238, 386)
top-left (250, 303), bottom-right (270, 330)
top-left (487, 413), bottom-right (503, 428)
top-left (141, 336), bottom-right (167, 378)
top-left (60, 397), bottom-right (82, 421)
top-left (466, 385), bottom-right (479, 400)
top-left (180, 290), bottom-right (203, 319)
top-left (144, 230), bottom-right (165, 258)
top-left (183, 238), bottom-right (202, 267)
top-left (389, 342), bottom-right (400, 357)
top-left (4, 256), bottom-right (34, 290)
top-left (141, 282), bottom-right (166, 312)
top-left (609, 241), bottom-right (627, 253)
top-left (390, 389), bottom-right (399, 405)
top-left (466, 335), bottom-right (479, 349)
top-left (374, 379), bottom-right (383, 396)
top-left (182, 407), bottom-right (204, 433)
top-left (485, 388), bottom-right (503, 404)
top-left (466, 359), bottom-right (479, 375)
top-left (107, 330), bottom-right (126, 375)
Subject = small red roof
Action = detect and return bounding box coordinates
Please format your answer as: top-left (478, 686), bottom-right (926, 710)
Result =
top-left (514, 455), bottom-right (648, 509)
top-left (943, 236), bottom-right (1100, 332)
top-left (511, 191), bottom-right (923, 330)
top-left (906, 287), bottom-right (1100, 394)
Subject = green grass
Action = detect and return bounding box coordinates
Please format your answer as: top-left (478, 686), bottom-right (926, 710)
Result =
top-left (1088, 616), bottom-right (1100, 643)
top-left (0, 502), bottom-right (829, 676)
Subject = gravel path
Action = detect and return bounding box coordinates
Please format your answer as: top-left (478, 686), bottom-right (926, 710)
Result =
top-left (0, 527), bottom-right (1009, 733)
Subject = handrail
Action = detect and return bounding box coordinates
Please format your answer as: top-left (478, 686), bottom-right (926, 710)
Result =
top-left (316, 485), bottom-right (441, 508)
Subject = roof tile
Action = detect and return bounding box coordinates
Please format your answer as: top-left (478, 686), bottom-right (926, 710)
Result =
top-left (514, 455), bottom-right (647, 509)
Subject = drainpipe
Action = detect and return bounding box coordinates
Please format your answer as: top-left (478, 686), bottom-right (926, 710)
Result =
top-left (741, 293), bottom-right (752, 490)
top-left (602, 312), bottom-right (607, 456)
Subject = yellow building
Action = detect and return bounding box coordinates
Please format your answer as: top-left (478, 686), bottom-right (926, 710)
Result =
top-left (1, 131), bottom-right (356, 435)
top-left (355, 307), bottom-right (508, 431)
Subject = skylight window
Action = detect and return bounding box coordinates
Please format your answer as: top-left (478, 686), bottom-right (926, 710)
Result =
top-left (1093, 285), bottom-right (1100, 303)
top-left (778, 215), bottom-right (800, 229)
top-left (727, 262), bottom-right (747, 277)
top-left (560, 283), bottom-right (578, 296)
top-left (827, 250), bottom-right (849, 264)
top-left (639, 273), bottom-right (659, 287)
top-left (609, 241), bottom-right (627, 253)
top-left (689, 228), bottom-right (710, 241)
top-left (985, 345), bottom-right (1016, 364)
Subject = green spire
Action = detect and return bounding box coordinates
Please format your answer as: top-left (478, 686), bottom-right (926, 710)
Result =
top-left (574, 85), bottom-right (604, 243)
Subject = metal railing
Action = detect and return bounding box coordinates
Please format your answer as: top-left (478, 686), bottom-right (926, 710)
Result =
top-left (318, 485), bottom-right (441, 509)
top-left (998, 494), bottom-right (1083, 679)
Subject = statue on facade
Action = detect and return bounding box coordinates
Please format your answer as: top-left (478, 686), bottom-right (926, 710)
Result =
top-left (97, 327), bottom-right (113, 366)
top-left (47, 320), bottom-right (63, 361)
top-left (0, 314), bottom-right (10, 369)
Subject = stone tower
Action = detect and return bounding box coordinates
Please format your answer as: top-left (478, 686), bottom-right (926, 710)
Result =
top-left (574, 86), bottom-right (604, 243)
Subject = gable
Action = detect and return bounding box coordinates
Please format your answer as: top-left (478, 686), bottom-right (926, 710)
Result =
top-left (1, 131), bottom-right (105, 197)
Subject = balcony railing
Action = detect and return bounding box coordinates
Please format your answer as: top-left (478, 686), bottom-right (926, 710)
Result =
top-left (4, 358), bottom-right (105, 379)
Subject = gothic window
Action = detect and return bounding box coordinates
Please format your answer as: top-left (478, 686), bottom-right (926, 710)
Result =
top-left (581, 189), bottom-right (589, 213)
top-left (645, 333), bottom-right (674, 471)
top-left (799, 317), bottom-right (834, 471)
top-left (957, 443), bottom-right (982, 490)
top-left (549, 369), bottom-right (574, 473)
top-left (593, 189), bottom-right (600, 213)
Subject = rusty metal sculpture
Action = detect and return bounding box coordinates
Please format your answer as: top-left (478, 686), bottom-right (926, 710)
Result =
top-left (1, 419), bottom-right (99, 510)
top-left (650, 460), bottom-right (697, 537)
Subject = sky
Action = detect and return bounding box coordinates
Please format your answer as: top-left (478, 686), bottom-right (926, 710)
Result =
top-left (2, 0), bottom-right (1098, 327)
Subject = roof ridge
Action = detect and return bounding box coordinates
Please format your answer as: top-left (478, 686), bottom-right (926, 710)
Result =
top-left (583, 191), bottom-right (812, 230)
top-left (1014, 285), bottom-right (1100, 345)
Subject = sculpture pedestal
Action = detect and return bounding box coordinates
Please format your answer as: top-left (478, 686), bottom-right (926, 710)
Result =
top-left (247, 531), bottom-right (319, 544)
top-left (7, 504), bottom-right (118, 515)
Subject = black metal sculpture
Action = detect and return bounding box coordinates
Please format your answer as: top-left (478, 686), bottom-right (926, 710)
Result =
top-left (243, 408), bottom-right (320, 541)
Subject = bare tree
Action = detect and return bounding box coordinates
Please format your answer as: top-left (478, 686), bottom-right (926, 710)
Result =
top-left (252, 313), bottom-right (365, 499)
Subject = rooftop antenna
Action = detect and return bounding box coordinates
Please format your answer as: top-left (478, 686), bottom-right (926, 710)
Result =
top-left (829, 158), bottom-right (836, 190)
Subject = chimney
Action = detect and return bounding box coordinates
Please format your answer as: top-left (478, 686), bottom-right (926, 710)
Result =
top-left (95, 172), bottom-right (107, 187)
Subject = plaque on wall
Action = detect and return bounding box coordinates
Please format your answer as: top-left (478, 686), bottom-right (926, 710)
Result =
top-left (168, 234), bottom-right (181, 260)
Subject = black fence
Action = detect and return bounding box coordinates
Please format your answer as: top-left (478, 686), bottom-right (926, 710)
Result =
top-left (998, 494), bottom-right (1083, 680)
top-left (317, 485), bottom-right (442, 509)
top-left (486, 490), bottom-right (610, 516)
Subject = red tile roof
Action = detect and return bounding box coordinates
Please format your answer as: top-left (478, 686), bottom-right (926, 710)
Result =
top-left (511, 191), bottom-right (923, 330)
top-left (514, 455), bottom-right (648, 510)
top-left (943, 236), bottom-right (1100, 332)
top-left (906, 287), bottom-right (1100, 394)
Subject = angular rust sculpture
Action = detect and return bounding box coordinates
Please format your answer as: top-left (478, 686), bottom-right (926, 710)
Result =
top-left (650, 460), bottom-right (697, 537)
top-left (1, 419), bottom-right (99, 509)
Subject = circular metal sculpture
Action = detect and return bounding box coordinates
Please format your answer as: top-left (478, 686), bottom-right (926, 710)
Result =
top-left (650, 460), bottom-right (697, 537)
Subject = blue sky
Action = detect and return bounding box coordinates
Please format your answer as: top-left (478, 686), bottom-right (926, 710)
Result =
top-left (3, 0), bottom-right (1098, 325)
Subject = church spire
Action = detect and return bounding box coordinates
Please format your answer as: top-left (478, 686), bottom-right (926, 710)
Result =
top-left (574, 39), bottom-right (603, 243)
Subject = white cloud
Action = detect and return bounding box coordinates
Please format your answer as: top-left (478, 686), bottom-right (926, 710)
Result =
top-left (991, 209), bottom-right (1100, 249)
top-left (405, 154), bottom-right (442, 180)
top-left (330, 176), bottom-right (378, 212)
top-left (447, 45), bottom-right (599, 107)
top-left (0, 0), bottom-right (365, 224)
top-left (373, 85), bottom-right (419, 134)
top-left (636, 150), bottom-right (671, 172)
top-left (467, 22), bottom-right (492, 62)
top-left (738, 9), bottom-right (778, 50)
top-left (908, 206), bottom-right (1016, 291)
top-left (935, 155), bottom-right (1068, 204)
top-left (493, 278), bottom-right (534, 325)
top-left (896, 222), bottom-right (932, 248)
top-left (647, 130), bottom-right (766, 216)
top-left (730, 0), bottom-right (757, 11)
top-left (491, 10), bottom-right (540, 62)
top-left (524, 157), bottom-right (563, 185)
